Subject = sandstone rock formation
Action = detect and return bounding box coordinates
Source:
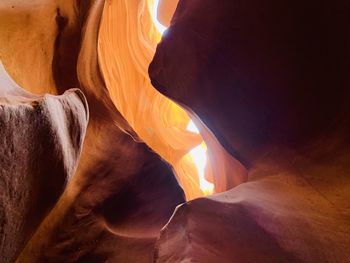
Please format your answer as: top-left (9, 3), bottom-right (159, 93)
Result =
top-left (97, 0), bottom-right (247, 199)
top-left (149, 0), bottom-right (350, 163)
top-left (0, 1), bottom-right (185, 262)
top-left (0, 62), bottom-right (88, 263)
top-left (1, 0), bottom-right (350, 262)
top-left (154, 148), bottom-right (350, 262)
top-left (150, 0), bottom-right (350, 262)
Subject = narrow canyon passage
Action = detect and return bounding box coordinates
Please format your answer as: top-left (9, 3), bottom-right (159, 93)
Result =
top-left (98, 0), bottom-right (247, 200)
top-left (0, 0), bottom-right (349, 262)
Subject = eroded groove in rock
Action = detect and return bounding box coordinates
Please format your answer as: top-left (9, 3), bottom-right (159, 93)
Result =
top-left (52, 0), bottom-right (96, 92)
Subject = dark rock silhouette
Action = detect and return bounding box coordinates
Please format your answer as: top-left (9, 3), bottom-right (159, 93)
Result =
top-left (149, 0), bottom-right (350, 163)
top-left (150, 0), bottom-right (350, 262)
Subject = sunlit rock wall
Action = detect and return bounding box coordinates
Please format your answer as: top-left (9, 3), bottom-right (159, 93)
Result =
top-left (98, 0), bottom-right (204, 199)
top-left (1, 0), bottom-right (349, 262)
top-left (98, 0), bottom-right (247, 199)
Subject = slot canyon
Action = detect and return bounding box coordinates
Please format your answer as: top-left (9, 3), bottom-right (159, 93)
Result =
top-left (0, 0), bottom-right (349, 262)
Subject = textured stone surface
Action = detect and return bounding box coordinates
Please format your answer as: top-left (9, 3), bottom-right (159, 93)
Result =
top-left (155, 154), bottom-right (350, 262)
top-left (0, 63), bottom-right (88, 263)
top-left (1, 0), bottom-right (350, 262)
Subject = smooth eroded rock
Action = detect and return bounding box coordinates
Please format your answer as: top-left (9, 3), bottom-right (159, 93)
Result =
top-left (155, 165), bottom-right (350, 263)
top-left (0, 62), bottom-right (88, 263)
top-left (150, 0), bottom-right (350, 163)
top-left (16, 1), bottom-right (185, 261)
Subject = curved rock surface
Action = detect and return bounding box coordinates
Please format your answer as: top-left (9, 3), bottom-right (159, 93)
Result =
top-left (155, 150), bottom-right (350, 262)
top-left (149, 0), bottom-right (350, 163)
top-left (0, 62), bottom-right (88, 263)
top-left (150, 0), bottom-right (350, 262)
top-left (1, 0), bottom-right (350, 262)
top-left (11, 1), bottom-right (185, 262)
top-left (0, 0), bottom-right (95, 95)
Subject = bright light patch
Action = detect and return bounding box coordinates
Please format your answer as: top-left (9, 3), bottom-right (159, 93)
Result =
top-left (152, 0), bottom-right (167, 35)
top-left (189, 142), bottom-right (214, 195)
top-left (186, 120), bottom-right (200, 134)
top-left (186, 120), bottom-right (212, 194)
top-left (150, 0), bottom-right (214, 196)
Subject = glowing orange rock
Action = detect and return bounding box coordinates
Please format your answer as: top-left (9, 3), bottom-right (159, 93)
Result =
top-left (98, 0), bottom-right (247, 200)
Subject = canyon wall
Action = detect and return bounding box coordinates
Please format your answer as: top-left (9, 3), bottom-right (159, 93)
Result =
top-left (150, 0), bottom-right (350, 262)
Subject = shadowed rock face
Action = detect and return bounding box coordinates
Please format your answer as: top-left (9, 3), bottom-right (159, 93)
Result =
top-left (0, 63), bottom-right (88, 263)
top-left (149, 0), bottom-right (350, 163)
top-left (154, 146), bottom-right (350, 262)
top-left (1, 0), bottom-right (350, 262)
top-left (150, 1), bottom-right (350, 262)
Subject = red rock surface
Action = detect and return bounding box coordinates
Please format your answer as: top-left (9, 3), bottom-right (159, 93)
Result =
top-left (150, 0), bottom-right (350, 262)
top-left (155, 150), bottom-right (350, 262)
top-left (1, 0), bottom-right (350, 262)
top-left (0, 63), bottom-right (88, 263)
top-left (1, 1), bottom-right (185, 262)
top-left (11, 1), bottom-right (185, 262)
top-left (149, 0), bottom-right (350, 163)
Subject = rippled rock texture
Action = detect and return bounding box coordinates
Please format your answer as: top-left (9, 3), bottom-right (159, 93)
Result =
top-left (1, 0), bottom-right (350, 262)
top-left (1, 1), bottom-right (185, 262)
top-left (16, 1), bottom-right (183, 262)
